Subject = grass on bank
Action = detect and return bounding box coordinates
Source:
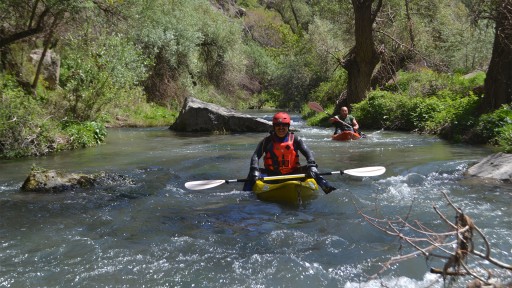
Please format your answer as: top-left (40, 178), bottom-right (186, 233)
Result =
top-left (0, 73), bottom-right (177, 159)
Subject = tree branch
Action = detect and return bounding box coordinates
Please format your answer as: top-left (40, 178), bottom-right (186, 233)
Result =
top-left (359, 190), bottom-right (512, 285)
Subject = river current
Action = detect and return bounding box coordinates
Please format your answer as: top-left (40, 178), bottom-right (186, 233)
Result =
top-left (1, 111), bottom-right (511, 287)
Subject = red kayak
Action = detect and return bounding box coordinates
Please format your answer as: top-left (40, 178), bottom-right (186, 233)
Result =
top-left (332, 131), bottom-right (361, 141)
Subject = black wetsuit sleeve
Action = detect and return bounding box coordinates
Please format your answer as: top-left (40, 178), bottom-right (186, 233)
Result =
top-left (249, 139), bottom-right (265, 169)
top-left (294, 136), bottom-right (316, 164)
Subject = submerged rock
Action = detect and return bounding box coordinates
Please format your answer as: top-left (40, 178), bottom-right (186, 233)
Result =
top-left (21, 168), bottom-right (134, 193)
top-left (169, 97), bottom-right (272, 133)
top-left (466, 152), bottom-right (512, 182)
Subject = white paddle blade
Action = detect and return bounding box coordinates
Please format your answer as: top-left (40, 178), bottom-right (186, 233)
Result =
top-left (344, 166), bottom-right (386, 177)
top-left (185, 180), bottom-right (226, 190)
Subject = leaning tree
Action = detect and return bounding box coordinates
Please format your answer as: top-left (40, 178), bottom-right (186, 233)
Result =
top-left (340, 0), bottom-right (383, 107)
top-left (481, 0), bottom-right (512, 112)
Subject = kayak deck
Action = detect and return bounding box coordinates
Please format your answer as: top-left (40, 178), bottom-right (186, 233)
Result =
top-left (332, 131), bottom-right (361, 141)
top-left (252, 178), bottom-right (319, 205)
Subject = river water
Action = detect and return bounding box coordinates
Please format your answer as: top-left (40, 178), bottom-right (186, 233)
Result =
top-left (1, 112), bottom-right (511, 287)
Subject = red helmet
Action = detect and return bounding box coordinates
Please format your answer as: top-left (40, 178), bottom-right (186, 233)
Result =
top-left (272, 112), bottom-right (291, 125)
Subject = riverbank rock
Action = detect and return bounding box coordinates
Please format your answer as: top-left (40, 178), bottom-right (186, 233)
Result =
top-left (30, 49), bottom-right (60, 89)
top-left (21, 168), bottom-right (134, 193)
top-left (466, 152), bottom-right (512, 182)
top-left (169, 97), bottom-right (272, 132)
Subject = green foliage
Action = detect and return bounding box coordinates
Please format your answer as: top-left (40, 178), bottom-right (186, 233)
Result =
top-left (244, 42), bottom-right (277, 84)
top-left (431, 93), bottom-right (480, 142)
top-left (0, 0), bottom-right (506, 157)
top-left (123, 0), bottom-right (248, 101)
top-left (251, 90), bottom-right (280, 109)
top-left (60, 33), bottom-right (149, 121)
top-left (196, 3), bottom-right (247, 93)
top-left (119, 102), bottom-right (177, 127)
top-left (62, 121), bottom-right (107, 149)
top-left (407, 97), bottom-right (444, 131)
top-left (352, 90), bottom-right (406, 130)
top-left (476, 105), bottom-right (512, 148)
top-left (353, 72), bottom-right (483, 137)
top-left (241, 4), bottom-right (344, 111)
top-left (125, 0), bottom-right (202, 66)
top-left (497, 125), bottom-right (512, 153)
top-left (310, 69), bottom-right (348, 105)
top-left (433, 4), bottom-right (493, 72)
top-left (352, 73), bottom-right (512, 152)
top-left (303, 102), bottom-right (334, 127)
top-left (384, 70), bottom-right (485, 97)
top-left (268, 23), bottom-right (336, 110)
top-left (391, 0), bottom-right (493, 72)
top-left (0, 74), bottom-right (61, 158)
top-left (237, 0), bottom-right (260, 8)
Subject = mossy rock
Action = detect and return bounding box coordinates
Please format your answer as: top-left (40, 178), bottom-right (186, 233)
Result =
top-left (20, 168), bottom-right (134, 193)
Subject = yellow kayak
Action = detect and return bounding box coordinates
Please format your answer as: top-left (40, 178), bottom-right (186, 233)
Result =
top-left (252, 178), bottom-right (319, 205)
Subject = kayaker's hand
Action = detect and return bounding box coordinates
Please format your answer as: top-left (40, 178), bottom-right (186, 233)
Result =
top-left (249, 168), bottom-right (260, 182)
top-left (329, 116), bottom-right (342, 124)
top-left (307, 166), bottom-right (319, 179)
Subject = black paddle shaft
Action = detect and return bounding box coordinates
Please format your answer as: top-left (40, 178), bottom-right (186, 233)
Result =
top-left (320, 171), bottom-right (344, 176)
top-left (225, 179), bottom-right (248, 184)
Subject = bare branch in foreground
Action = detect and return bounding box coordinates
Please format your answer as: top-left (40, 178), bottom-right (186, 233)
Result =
top-left (359, 190), bottom-right (512, 286)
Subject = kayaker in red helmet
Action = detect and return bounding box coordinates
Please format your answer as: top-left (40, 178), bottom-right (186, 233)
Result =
top-left (243, 112), bottom-right (336, 194)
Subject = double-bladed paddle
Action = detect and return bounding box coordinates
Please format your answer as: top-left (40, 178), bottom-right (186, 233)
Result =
top-left (184, 166), bottom-right (386, 190)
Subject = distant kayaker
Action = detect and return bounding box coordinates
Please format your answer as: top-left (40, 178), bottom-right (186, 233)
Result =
top-left (329, 106), bottom-right (359, 135)
top-left (243, 112), bottom-right (336, 194)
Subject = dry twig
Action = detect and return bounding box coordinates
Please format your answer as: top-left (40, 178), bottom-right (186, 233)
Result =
top-left (359, 190), bottom-right (512, 286)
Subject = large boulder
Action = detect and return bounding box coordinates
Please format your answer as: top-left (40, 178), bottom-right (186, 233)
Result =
top-left (30, 49), bottom-right (60, 89)
top-left (169, 97), bottom-right (272, 132)
top-left (466, 152), bottom-right (512, 182)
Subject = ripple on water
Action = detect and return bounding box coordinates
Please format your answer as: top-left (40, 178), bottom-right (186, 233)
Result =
top-left (345, 272), bottom-right (443, 288)
top-left (0, 120), bottom-right (509, 287)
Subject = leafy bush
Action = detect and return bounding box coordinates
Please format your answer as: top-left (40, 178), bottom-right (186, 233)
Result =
top-left (118, 102), bottom-right (177, 127)
top-left (0, 74), bottom-right (61, 158)
top-left (476, 105), bottom-right (512, 147)
top-left (497, 125), bottom-right (512, 153)
top-left (334, 71), bottom-right (486, 135)
top-left (60, 33), bottom-right (149, 121)
top-left (352, 90), bottom-right (407, 129)
top-left (353, 76), bottom-right (481, 137)
top-left (427, 91), bottom-right (480, 140)
top-left (310, 69), bottom-right (347, 105)
top-left (384, 70), bottom-right (486, 97)
top-left (408, 96), bottom-right (444, 132)
top-left (62, 121), bottom-right (107, 150)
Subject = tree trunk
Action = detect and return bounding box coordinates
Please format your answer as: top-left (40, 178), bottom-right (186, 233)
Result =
top-left (32, 37), bottom-right (51, 90)
top-left (32, 14), bottom-right (60, 91)
top-left (482, 1), bottom-right (512, 112)
top-left (370, 49), bottom-right (414, 90)
top-left (341, 0), bottom-right (382, 107)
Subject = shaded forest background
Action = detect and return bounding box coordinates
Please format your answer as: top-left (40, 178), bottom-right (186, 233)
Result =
top-left (1, 0), bottom-right (511, 159)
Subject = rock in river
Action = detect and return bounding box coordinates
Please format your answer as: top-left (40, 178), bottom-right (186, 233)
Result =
top-left (169, 97), bottom-right (272, 133)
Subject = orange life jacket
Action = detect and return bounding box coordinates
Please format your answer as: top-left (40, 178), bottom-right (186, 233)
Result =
top-left (263, 133), bottom-right (300, 175)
